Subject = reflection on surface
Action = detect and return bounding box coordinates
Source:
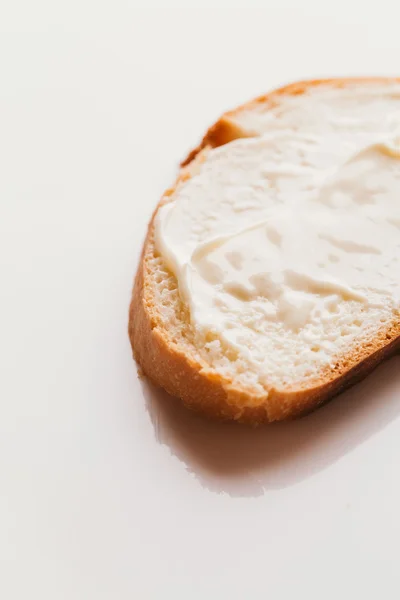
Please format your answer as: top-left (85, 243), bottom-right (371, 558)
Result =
top-left (142, 356), bottom-right (400, 497)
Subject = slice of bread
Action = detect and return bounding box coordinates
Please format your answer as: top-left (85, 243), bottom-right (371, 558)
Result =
top-left (129, 79), bottom-right (400, 424)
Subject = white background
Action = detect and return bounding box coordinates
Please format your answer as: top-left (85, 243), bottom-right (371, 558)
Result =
top-left (1, 1), bottom-right (400, 598)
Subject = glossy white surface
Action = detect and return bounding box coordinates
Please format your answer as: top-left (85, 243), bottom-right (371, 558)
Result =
top-left (1, 1), bottom-right (400, 598)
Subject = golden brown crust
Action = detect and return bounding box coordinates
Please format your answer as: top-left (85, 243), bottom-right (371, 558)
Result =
top-left (181, 77), bottom-right (400, 166)
top-left (129, 78), bottom-right (400, 424)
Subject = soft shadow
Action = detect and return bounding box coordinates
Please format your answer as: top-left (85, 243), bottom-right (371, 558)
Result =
top-left (142, 356), bottom-right (400, 497)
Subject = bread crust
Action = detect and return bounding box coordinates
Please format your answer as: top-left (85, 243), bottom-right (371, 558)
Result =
top-left (129, 78), bottom-right (400, 424)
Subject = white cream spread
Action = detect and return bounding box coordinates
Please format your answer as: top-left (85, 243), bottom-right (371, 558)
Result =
top-left (155, 83), bottom-right (400, 388)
